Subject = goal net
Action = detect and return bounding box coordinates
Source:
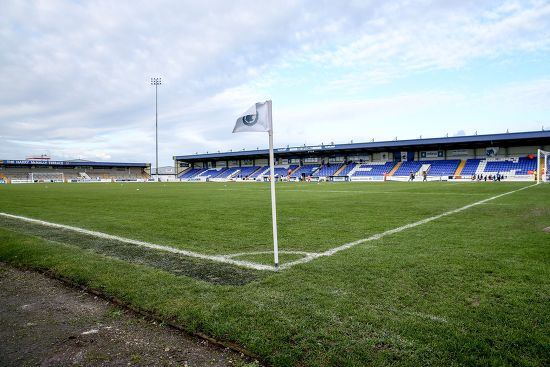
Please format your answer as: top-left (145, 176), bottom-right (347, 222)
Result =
top-left (537, 149), bottom-right (549, 183)
top-left (29, 172), bottom-right (65, 183)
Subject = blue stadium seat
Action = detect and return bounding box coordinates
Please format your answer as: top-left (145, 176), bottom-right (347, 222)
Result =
top-left (484, 157), bottom-right (536, 175)
top-left (353, 161), bottom-right (397, 176)
top-left (460, 159), bottom-right (481, 176)
top-left (317, 163), bottom-right (344, 177)
top-left (290, 165), bottom-right (318, 178)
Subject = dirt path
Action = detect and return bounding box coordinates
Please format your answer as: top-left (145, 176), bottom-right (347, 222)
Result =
top-left (0, 263), bottom-right (255, 367)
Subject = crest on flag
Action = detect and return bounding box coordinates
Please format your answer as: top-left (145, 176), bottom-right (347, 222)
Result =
top-left (241, 113), bottom-right (258, 126)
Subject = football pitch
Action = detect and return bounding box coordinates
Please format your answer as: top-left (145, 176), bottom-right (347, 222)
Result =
top-left (0, 181), bottom-right (549, 366)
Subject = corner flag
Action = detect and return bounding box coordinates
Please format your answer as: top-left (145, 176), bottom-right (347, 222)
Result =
top-left (232, 100), bottom-right (279, 269)
top-left (233, 101), bottom-right (272, 133)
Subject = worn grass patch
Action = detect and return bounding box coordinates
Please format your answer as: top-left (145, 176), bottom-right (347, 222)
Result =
top-left (0, 216), bottom-right (261, 286)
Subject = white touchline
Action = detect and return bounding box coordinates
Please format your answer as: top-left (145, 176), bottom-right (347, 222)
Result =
top-left (217, 188), bottom-right (487, 195)
top-left (0, 184), bottom-right (536, 272)
top-left (0, 212), bottom-right (277, 272)
top-left (277, 184), bottom-right (537, 270)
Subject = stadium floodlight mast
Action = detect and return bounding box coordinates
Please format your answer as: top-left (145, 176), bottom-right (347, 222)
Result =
top-left (151, 77), bottom-right (162, 181)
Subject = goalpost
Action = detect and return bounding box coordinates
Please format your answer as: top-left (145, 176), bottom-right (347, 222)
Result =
top-left (29, 172), bottom-right (65, 183)
top-left (537, 149), bottom-right (549, 184)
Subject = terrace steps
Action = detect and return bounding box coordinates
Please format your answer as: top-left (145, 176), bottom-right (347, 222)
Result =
top-left (475, 160), bottom-right (487, 175)
top-left (334, 164), bottom-right (347, 176)
top-left (387, 161), bottom-right (402, 176)
top-left (348, 164), bottom-right (361, 176)
top-left (247, 166), bottom-right (263, 178)
top-left (454, 159), bottom-right (467, 176)
top-left (289, 166), bottom-right (301, 175)
top-left (256, 167), bottom-right (271, 178)
top-left (418, 164), bottom-right (431, 175)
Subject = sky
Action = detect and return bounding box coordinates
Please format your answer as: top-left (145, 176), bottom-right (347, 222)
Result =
top-left (1, 0), bottom-right (549, 166)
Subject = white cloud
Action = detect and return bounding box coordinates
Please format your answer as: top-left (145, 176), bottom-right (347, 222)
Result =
top-left (304, 1), bottom-right (550, 84)
top-left (481, 78), bottom-right (550, 109)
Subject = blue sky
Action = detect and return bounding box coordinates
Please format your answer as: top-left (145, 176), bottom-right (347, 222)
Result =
top-left (0, 0), bottom-right (549, 165)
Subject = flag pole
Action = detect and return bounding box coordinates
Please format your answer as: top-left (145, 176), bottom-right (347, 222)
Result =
top-left (267, 100), bottom-right (279, 269)
top-left (535, 149), bottom-right (541, 184)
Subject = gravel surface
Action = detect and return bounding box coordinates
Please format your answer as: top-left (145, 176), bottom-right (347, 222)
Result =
top-left (0, 263), bottom-right (255, 367)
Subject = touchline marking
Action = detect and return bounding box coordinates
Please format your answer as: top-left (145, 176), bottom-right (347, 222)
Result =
top-left (0, 212), bottom-right (277, 272)
top-left (279, 189), bottom-right (487, 196)
top-left (277, 184), bottom-right (537, 270)
top-left (217, 188), bottom-right (486, 196)
top-left (0, 184), bottom-right (536, 272)
top-left (225, 250), bottom-right (315, 259)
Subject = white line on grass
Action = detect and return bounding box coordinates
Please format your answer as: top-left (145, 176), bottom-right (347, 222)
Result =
top-left (0, 184), bottom-right (536, 272)
top-left (225, 250), bottom-right (315, 259)
top-left (217, 188), bottom-right (487, 195)
top-left (277, 183), bottom-right (537, 270)
top-left (279, 189), bottom-right (488, 195)
top-left (0, 212), bottom-right (278, 272)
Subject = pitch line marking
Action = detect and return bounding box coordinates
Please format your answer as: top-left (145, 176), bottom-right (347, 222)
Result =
top-left (217, 188), bottom-right (487, 196)
top-left (278, 183), bottom-right (537, 270)
top-left (0, 184), bottom-right (536, 272)
top-left (0, 212), bottom-right (278, 272)
top-left (225, 250), bottom-right (315, 259)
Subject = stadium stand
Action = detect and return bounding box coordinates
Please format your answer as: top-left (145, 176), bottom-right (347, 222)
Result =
top-left (290, 165), bottom-right (318, 179)
top-left (236, 166), bottom-right (261, 178)
top-left (214, 167), bottom-right (240, 179)
top-left (249, 167), bottom-right (269, 179)
top-left (352, 162), bottom-right (397, 177)
top-left (197, 168), bottom-right (221, 178)
top-left (334, 163), bottom-right (352, 176)
top-left (270, 167), bottom-right (290, 178)
top-left (338, 163), bottom-right (357, 176)
top-left (317, 163), bottom-right (344, 177)
top-left (460, 159), bottom-right (482, 176)
top-left (272, 165), bottom-right (298, 178)
top-left (173, 130), bottom-right (550, 182)
top-left (392, 161), bottom-right (423, 176)
top-left (287, 164), bottom-right (299, 175)
top-left (425, 160), bottom-right (461, 176)
top-left (178, 168), bottom-right (202, 179)
top-left (391, 160), bottom-right (460, 177)
top-left (210, 167), bottom-right (230, 179)
top-left (483, 157), bottom-right (536, 176)
top-left (250, 165), bottom-right (299, 180)
top-left (0, 160), bottom-right (150, 183)
top-left (178, 165), bottom-right (296, 181)
top-left (175, 157), bottom-right (540, 182)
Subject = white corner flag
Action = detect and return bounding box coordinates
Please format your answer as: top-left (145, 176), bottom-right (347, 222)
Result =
top-left (232, 100), bottom-right (279, 269)
top-left (233, 101), bottom-right (272, 133)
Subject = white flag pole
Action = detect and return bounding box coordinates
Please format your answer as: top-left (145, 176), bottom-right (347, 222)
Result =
top-left (267, 100), bottom-right (279, 269)
top-left (535, 149), bottom-right (548, 184)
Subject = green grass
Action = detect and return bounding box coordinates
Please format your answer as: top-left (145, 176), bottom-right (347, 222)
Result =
top-left (0, 181), bottom-right (549, 366)
top-left (0, 181), bottom-right (531, 256)
top-left (233, 252), bottom-right (306, 265)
